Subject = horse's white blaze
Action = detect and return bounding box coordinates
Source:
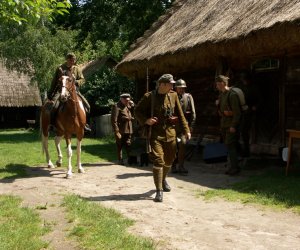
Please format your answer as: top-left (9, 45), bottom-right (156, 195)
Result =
top-left (61, 76), bottom-right (68, 98)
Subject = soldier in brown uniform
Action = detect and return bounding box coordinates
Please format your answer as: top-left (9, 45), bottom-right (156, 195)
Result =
top-left (111, 93), bottom-right (134, 165)
top-left (172, 79), bottom-right (196, 175)
top-left (47, 52), bottom-right (91, 131)
top-left (135, 74), bottom-right (191, 202)
top-left (215, 75), bottom-right (241, 175)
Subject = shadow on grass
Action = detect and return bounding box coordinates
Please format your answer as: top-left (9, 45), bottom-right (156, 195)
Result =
top-left (81, 143), bottom-right (116, 162)
top-left (86, 190), bottom-right (155, 202)
top-left (0, 129), bottom-right (40, 143)
top-left (116, 172), bottom-right (153, 179)
top-left (0, 163), bottom-right (53, 182)
top-left (226, 169), bottom-right (300, 208)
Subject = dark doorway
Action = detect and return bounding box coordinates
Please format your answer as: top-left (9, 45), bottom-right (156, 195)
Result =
top-left (252, 71), bottom-right (280, 145)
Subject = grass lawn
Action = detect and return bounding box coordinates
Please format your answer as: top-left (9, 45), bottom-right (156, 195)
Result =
top-left (0, 195), bottom-right (50, 250)
top-left (1, 128), bottom-right (300, 249)
top-left (0, 128), bottom-right (154, 250)
top-left (0, 128), bottom-right (116, 179)
top-left (63, 194), bottom-right (154, 250)
top-left (196, 158), bottom-right (300, 214)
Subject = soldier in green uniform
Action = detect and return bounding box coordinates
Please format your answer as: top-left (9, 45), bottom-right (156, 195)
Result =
top-left (135, 74), bottom-right (191, 202)
top-left (172, 79), bottom-right (196, 175)
top-left (47, 52), bottom-right (91, 131)
top-left (111, 93), bottom-right (135, 165)
top-left (235, 72), bottom-right (261, 157)
top-left (215, 75), bottom-right (241, 176)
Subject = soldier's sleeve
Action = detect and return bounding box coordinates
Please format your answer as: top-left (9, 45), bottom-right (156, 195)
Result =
top-left (174, 93), bottom-right (190, 135)
top-left (189, 94), bottom-right (196, 129)
top-left (134, 93), bottom-right (151, 126)
top-left (230, 92), bottom-right (241, 128)
top-left (75, 66), bottom-right (85, 86)
top-left (111, 104), bottom-right (119, 133)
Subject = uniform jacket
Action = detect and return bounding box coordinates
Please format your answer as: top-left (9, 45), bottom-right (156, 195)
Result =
top-left (219, 89), bottom-right (241, 129)
top-left (48, 63), bottom-right (85, 100)
top-left (135, 90), bottom-right (190, 142)
top-left (111, 101), bottom-right (133, 134)
top-left (178, 92), bottom-right (196, 129)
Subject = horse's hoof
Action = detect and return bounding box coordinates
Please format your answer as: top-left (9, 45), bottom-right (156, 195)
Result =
top-left (48, 164), bottom-right (55, 169)
top-left (56, 162), bottom-right (62, 167)
top-left (78, 168), bottom-right (85, 173)
top-left (66, 173), bottom-right (72, 179)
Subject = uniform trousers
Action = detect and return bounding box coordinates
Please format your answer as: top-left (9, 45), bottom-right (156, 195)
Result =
top-left (115, 133), bottom-right (132, 161)
top-left (150, 139), bottom-right (177, 190)
top-left (221, 128), bottom-right (239, 171)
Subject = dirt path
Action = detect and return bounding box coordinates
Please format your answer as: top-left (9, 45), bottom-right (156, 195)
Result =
top-left (1, 159), bottom-right (300, 250)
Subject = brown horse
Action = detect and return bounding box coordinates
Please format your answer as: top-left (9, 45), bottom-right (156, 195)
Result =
top-left (40, 69), bottom-right (86, 178)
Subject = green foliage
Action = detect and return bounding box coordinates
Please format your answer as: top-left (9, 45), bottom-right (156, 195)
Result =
top-left (81, 67), bottom-right (135, 113)
top-left (0, 195), bottom-right (49, 250)
top-left (63, 194), bottom-right (154, 250)
top-left (0, 0), bottom-right (71, 25)
top-left (0, 25), bottom-right (78, 92)
top-left (0, 0), bottom-right (175, 109)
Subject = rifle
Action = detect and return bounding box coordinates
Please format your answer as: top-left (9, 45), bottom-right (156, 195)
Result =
top-left (145, 67), bottom-right (153, 153)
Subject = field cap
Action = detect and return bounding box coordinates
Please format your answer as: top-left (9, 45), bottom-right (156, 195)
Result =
top-left (215, 75), bottom-right (229, 84)
top-left (158, 74), bottom-right (176, 84)
top-left (66, 52), bottom-right (76, 60)
top-left (120, 93), bottom-right (131, 100)
top-left (175, 79), bottom-right (187, 88)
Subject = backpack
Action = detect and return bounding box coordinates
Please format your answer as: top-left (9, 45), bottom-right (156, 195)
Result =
top-left (229, 87), bottom-right (248, 111)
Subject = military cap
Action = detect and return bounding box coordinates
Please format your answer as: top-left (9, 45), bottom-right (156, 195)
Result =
top-left (158, 74), bottom-right (176, 84)
top-left (120, 93), bottom-right (131, 99)
top-left (66, 52), bottom-right (76, 60)
top-left (215, 75), bottom-right (229, 84)
top-left (175, 79), bottom-right (187, 88)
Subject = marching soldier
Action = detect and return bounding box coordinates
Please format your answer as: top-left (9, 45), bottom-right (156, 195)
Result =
top-left (134, 74), bottom-right (191, 202)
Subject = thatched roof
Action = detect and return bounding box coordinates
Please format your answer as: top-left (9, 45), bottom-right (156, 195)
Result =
top-left (0, 61), bottom-right (42, 107)
top-left (80, 56), bottom-right (117, 79)
top-left (117, 0), bottom-right (300, 78)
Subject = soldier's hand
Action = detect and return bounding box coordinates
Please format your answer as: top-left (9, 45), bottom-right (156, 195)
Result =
top-left (185, 132), bottom-right (191, 140)
top-left (115, 132), bottom-right (122, 139)
top-left (145, 117), bottom-right (158, 126)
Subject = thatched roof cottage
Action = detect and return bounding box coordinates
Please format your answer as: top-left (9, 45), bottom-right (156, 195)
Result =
top-left (116, 0), bottom-right (300, 154)
top-left (0, 61), bottom-right (42, 128)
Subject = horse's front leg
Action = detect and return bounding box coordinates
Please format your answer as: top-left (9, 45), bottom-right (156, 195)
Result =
top-left (77, 139), bottom-right (85, 173)
top-left (66, 138), bottom-right (73, 178)
top-left (54, 136), bottom-right (63, 167)
top-left (42, 133), bottom-right (55, 168)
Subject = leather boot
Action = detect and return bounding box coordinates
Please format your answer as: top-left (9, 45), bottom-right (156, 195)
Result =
top-left (162, 179), bottom-right (171, 192)
top-left (154, 190), bottom-right (163, 202)
top-left (153, 167), bottom-right (163, 190)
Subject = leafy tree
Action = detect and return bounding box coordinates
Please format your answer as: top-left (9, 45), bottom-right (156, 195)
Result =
top-left (0, 24), bottom-right (78, 93)
top-left (80, 67), bottom-right (135, 114)
top-left (0, 0), bottom-right (71, 25)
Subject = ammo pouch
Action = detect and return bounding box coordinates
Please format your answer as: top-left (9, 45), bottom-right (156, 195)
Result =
top-left (167, 116), bottom-right (179, 124)
top-left (223, 110), bottom-right (233, 117)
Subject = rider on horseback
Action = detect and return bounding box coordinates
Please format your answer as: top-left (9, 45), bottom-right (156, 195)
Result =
top-left (47, 52), bottom-right (91, 132)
